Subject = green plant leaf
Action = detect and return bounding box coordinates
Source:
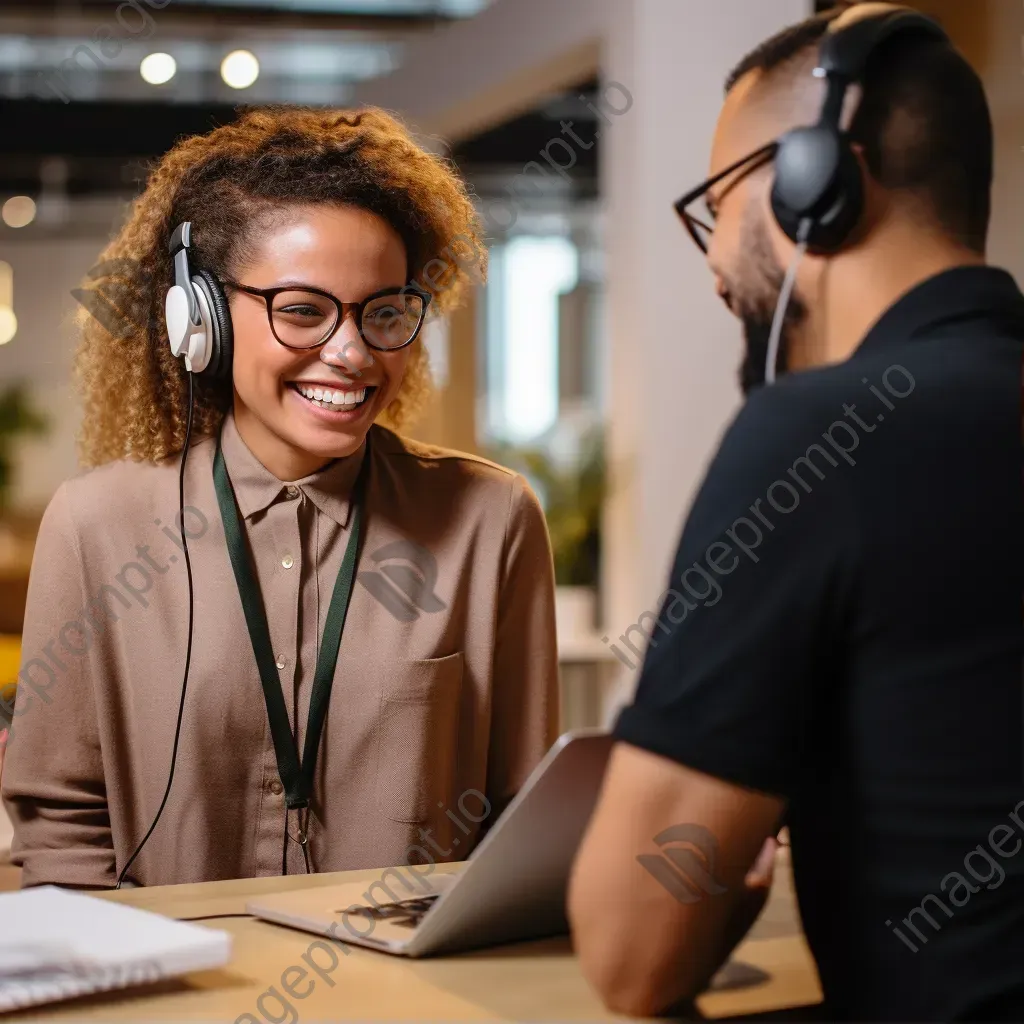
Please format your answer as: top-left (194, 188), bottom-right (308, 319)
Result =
top-left (0, 384), bottom-right (51, 510)
top-left (484, 428), bottom-right (606, 587)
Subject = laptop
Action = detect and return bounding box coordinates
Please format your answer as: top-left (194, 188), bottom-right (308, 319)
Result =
top-left (247, 728), bottom-right (614, 957)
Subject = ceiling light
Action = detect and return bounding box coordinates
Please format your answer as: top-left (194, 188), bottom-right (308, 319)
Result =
top-left (2, 196), bottom-right (35, 229)
top-left (0, 307), bottom-right (16, 346)
top-left (221, 50), bottom-right (259, 89)
top-left (141, 52), bottom-right (177, 85)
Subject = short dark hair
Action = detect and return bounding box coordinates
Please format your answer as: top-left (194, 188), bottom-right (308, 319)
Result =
top-left (724, 7), bottom-right (993, 253)
top-left (725, 9), bottom-right (840, 94)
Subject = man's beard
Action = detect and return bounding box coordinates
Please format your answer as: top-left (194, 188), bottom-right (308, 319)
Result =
top-left (733, 220), bottom-right (808, 395)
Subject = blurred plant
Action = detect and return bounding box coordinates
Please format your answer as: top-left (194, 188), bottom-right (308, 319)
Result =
top-left (0, 384), bottom-right (50, 512)
top-left (486, 429), bottom-right (605, 587)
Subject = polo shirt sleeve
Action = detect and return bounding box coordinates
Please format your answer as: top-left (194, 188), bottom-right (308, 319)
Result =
top-left (613, 384), bottom-right (859, 799)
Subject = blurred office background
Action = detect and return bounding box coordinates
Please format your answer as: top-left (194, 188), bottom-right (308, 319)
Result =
top-left (0, 0), bottom-right (1020, 731)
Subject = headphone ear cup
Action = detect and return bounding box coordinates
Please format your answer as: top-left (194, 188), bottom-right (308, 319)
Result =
top-left (771, 128), bottom-right (865, 253)
top-left (805, 143), bottom-right (864, 253)
top-left (192, 270), bottom-right (233, 381)
top-left (165, 285), bottom-right (193, 359)
top-left (770, 185), bottom-right (807, 249)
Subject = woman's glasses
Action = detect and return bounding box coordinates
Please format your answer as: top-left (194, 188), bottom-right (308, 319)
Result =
top-left (224, 281), bottom-right (432, 352)
top-left (673, 141), bottom-right (778, 254)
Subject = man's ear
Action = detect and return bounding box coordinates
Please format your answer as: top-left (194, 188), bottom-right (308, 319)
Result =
top-left (847, 141), bottom-right (888, 241)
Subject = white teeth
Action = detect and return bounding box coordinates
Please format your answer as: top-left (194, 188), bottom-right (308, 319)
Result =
top-left (295, 384), bottom-right (368, 409)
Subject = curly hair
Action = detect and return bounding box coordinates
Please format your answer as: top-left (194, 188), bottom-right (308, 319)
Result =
top-left (73, 106), bottom-right (487, 467)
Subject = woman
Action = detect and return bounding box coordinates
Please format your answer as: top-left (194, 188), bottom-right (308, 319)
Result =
top-left (0, 107), bottom-right (558, 889)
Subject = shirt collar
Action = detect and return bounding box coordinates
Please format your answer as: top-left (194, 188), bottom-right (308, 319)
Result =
top-left (218, 409), bottom-right (369, 528)
top-left (856, 265), bottom-right (1024, 355)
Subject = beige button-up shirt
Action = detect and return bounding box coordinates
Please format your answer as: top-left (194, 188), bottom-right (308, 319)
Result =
top-left (1, 411), bottom-right (558, 888)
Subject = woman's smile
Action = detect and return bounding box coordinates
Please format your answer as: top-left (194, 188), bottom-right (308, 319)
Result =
top-left (286, 379), bottom-right (379, 424)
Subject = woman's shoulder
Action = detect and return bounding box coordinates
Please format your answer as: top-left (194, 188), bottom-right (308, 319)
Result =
top-left (370, 425), bottom-right (540, 517)
top-left (371, 425), bottom-right (518, 484)
top-left (57, 436), bottom-right (215, 534)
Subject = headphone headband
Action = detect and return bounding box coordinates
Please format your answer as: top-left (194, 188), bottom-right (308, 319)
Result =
top-left (818, 4), bottom-right (947, 84)
top-left (769, 3), bottom-right (950, 253)
top-left (168, 221), bottom-right (200, 327)
top-left (815, 5), bottom-right (947, 131)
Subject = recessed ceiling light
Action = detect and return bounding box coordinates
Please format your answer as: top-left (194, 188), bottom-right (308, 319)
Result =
top-left (221, 50), bottom-right (259, 89)
top-left (141, 53), bottom-right (177, 85)
top-left (2, 196), bottom-right (36, 229)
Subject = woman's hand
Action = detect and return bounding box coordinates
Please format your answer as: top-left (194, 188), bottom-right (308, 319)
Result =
top-left (744, 833), bottom-right (783, 890)
top-left (709, 831), bottom-right (784, 987)
top-left (0, 728), bottom-right (7, 789)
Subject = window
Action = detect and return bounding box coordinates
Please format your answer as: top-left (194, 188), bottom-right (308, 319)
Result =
top-left (483, 235), bottom-right (578, 443)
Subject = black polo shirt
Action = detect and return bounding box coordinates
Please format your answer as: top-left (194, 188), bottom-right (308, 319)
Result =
top-left (614, 265), bottom-right (1024, 1021)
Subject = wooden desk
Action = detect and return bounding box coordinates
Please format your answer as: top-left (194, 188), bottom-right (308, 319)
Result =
top-left (11, 862), bottom-right (821, 1022)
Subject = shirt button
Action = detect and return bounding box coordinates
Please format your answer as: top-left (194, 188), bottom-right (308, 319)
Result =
top-left (281, 553), bottom-right (294, 569)
top-left (285, 485), bottom-right (299, 498)
top-left (269, 781), bottom-right (283, 796)
top-left (276, 654), bottom-right (287, 670)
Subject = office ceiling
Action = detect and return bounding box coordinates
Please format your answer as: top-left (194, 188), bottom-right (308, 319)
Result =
top-left (0, 0), bottom-right (492, 106)
top-left (0, 0), bottom-right (598, 224)
top-left (0, 0), bottom-right (490, 16)
top-left (0, 0), bottom-right (492, 202)
top-left (153, 0), bottom-right (490, 12)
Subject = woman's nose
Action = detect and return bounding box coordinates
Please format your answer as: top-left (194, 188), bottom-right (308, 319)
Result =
top-left (321, 317), bottom-right (375, 378)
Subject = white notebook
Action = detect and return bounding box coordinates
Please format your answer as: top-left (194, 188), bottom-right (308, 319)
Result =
top-left (0, 886), bottom-right (231, 1014)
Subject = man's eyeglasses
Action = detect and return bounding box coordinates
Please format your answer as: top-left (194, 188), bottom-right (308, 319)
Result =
top-left (223, 281), bottom-right (432, 352)
top-left (673, 141), bottom-right (778, 254)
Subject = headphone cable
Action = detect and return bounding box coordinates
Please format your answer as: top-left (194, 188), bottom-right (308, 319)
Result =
top-left (116, 371), bottom-right (197, 889)
top-left (764, 217), bottom-right (813, 386)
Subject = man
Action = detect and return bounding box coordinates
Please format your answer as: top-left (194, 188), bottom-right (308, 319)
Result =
top-left (569, 6), bottom-right (1024, 1021)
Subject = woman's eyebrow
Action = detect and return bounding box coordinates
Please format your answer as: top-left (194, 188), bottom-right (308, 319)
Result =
top-left (267, 279), bottom-right (332, 292)
top-left (265, 280), bottom-right (409, 297)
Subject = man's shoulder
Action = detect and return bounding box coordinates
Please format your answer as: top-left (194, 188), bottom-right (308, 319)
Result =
top-left (740, 359), bottom-right (880, 423)
top-left (694, 363), bottom-right (898, 534)
top-left (722, 365), bottom-right (876, 466)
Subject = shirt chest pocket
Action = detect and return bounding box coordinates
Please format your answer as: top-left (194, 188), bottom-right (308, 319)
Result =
top-left (376, 652), bottom-right (464, 823)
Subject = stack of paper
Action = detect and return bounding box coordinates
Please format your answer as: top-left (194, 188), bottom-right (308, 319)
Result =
top-left (0, 886), bottom-right (231, 1013)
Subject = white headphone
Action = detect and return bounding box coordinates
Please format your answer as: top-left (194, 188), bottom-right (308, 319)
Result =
top-left (165, 222), bottom-right (233, 379)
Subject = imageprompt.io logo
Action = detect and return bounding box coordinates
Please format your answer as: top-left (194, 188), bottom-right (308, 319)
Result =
top-left (357, 540), bottom-right (446, 623)
top-left (636, 824), bottom-right (729, 904)
top-left (71, 257), bottom-right (151, 340)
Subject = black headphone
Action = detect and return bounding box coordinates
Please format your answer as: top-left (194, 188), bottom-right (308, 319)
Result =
top-left (165, 221), bottom-right (234, 380)
top-left (770, 2), bottom-right (948, 253)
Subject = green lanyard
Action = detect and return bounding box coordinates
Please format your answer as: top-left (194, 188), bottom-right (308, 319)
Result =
top-left (213, 433), bottom-right (370, 851)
